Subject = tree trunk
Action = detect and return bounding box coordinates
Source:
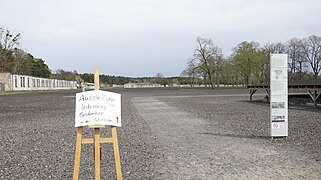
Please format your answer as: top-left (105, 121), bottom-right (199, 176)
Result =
top-left (207, 74), bottom-right (214, 88)
top-left (245, 75), bottom-right (249, 86)
top-left (299, 62), bottom-right (302, 80)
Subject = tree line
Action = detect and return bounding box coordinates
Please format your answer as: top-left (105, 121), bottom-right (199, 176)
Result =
top-left (0, 27), bottom-right (82, 82)
top-left (182, 35), bottom-right (321, 88)
top-left (5, 27), bottom-right (320, 88)
top-left (81, 73), bottom-right (193, 86)
top-left (0, 27), bottom-right (194, 86)
top-left (0, 28), bottom-right (52, 78)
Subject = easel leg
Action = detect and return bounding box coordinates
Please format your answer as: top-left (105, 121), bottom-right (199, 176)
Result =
top-left (112, 126), bottom-right (123, 180)
top-left (94, 128), bottom-right (101, 180)
top-left (73, 127), bottom-right (83, 180)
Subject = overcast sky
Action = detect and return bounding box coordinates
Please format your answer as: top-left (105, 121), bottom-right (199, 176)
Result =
top-left (1, 0), bottom-right (321, 77)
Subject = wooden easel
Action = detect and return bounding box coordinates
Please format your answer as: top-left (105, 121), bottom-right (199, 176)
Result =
top-left (73, 68), bottom-right (122, 180)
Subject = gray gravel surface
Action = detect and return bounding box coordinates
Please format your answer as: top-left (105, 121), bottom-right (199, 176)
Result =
top-left (1, 88), bottom-right (321, 179)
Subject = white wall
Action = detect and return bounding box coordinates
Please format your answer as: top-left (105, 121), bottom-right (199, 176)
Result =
top-left (11, 74), bottom-right (77, 91)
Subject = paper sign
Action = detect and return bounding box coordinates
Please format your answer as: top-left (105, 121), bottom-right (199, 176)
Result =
top-left (75, 90), bottom-right (121, 127)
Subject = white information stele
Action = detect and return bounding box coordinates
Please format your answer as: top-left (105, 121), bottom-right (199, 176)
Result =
top-left (75, 90), bottom-right (121, 127)
top-left (270, 54), bottom-right (288, 137)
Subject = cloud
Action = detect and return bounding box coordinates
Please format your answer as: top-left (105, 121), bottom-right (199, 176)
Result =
top-left (1, 0), bottom-right (321, 76)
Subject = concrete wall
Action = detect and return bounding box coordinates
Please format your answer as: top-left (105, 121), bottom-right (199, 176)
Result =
top-left (0, 73), bottom-right (77, 91)
top-left (124, 83), bottom-right (162, 88)
top-left (0, 73), bottom-right (12, 91)
top-left (112, 84), bottom-right (124, 88)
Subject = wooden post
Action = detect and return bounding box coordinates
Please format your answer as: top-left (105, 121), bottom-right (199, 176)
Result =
top-left (94, 128), bottom-right (101, 180)
top-left (265, 89), bottom-right (270, 103)
top-left (308, 89), bottom-right (321, 108)
top-left (93, 67), bottom-right (101, 180)
top-left (250, 89), bottom-right (257, 101)
top-left (94, 67), bottom-right (99, 91)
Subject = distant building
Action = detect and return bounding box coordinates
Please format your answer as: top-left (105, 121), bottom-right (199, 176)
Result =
top-left (124, 83), bottom-right (162, 88)
top-left (166, 83), bottom-right (179, 87)
top-left (84, 82), bottom-right (95, 90)
top-left (0, 72), bottom-right (77, 91)
top-left (112, 84), bottom-right (124, 88)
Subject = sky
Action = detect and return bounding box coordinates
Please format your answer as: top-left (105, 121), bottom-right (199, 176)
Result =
top-left (1, 0), bottom-right (321, 77)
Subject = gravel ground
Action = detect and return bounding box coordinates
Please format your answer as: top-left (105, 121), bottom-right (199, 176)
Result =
top-left (0, 88), bottom-right (321, 179)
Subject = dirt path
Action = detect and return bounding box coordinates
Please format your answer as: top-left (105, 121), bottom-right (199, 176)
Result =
top-left (132, 94), bottom-right (321, 179)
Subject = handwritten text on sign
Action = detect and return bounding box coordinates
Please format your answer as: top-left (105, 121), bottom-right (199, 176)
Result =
top-left (75, 90), bottom-right (121, 127)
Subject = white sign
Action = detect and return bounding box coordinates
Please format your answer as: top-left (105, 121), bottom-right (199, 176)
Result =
top-left (75, 90), bottom-right (121, 127)
top-left (270, 54), bottom-right (288, 137)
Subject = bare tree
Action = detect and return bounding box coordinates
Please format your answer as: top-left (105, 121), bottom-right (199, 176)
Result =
top-left (181, 58), bottom-right (199, 87)
top-left (0, 28), bottom-right (22, 72)
top-left (193, 37), bottom-right (223, 88)
top-left (286, 38), bottom-right (306, 79)
top-left (0, 27), bottom-right (21, 50)
top-left (260, 42), bottom-right (286, 84)
top-left (155, 72), bottom-right (167, 86)
top-left (299, 35), bottom-right (321, 79)
top-left (263, 42), bottom-right (286, 54)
